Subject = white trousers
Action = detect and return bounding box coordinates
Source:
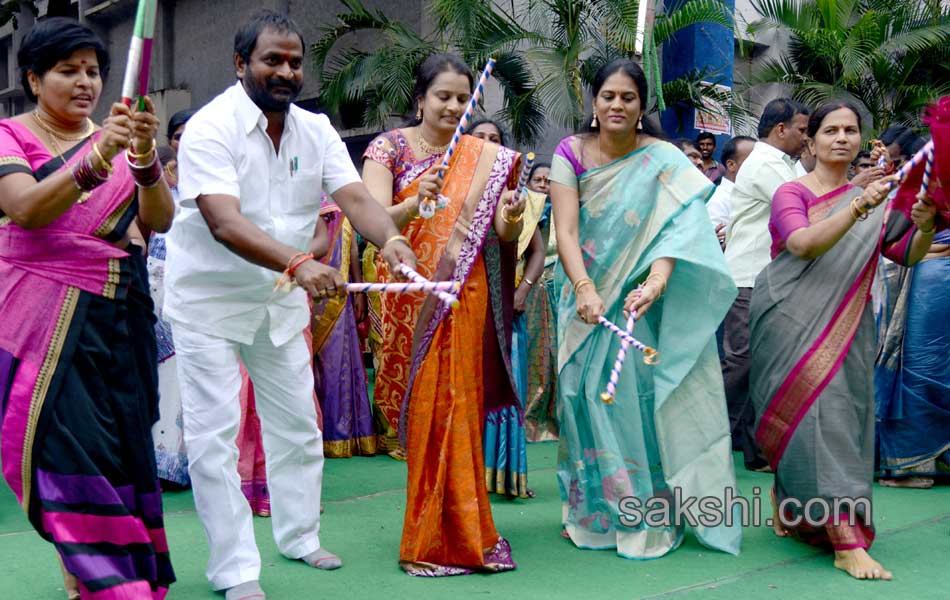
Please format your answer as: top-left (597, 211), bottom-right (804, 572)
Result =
top-left (172, 321), bottom-right (323, 590)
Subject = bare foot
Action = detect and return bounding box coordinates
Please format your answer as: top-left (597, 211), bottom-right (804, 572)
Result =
top-left (834, 548), bottom-right (893, 580)
top-left (770, 487), bottom-right (790, 537)
top-left (879, 477), bottom-right (934, 489)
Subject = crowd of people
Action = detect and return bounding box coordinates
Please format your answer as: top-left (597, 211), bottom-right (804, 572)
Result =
top-left (0, 10), bottom-right (946, 600)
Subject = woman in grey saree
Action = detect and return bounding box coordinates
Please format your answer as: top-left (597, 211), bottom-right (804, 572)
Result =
top-left (750, 102), bottom-right (939, 581)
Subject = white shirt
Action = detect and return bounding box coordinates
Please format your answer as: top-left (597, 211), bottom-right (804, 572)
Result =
top-left (706, 177), bottom-right (734, 227)
top-left (163, 82), bottom-right (361, 346)
top-left (794, 160), bottom-right (808, 177)
top-left (724, 141), bottom-right (797, 287)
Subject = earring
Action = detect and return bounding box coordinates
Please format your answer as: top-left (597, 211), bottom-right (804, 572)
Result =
top-left (637, 116), bottom-right (643, 130)
top-left (591, 114), bottom-right (598, 128)
top-left (416, 107), bottom-right (423, 120)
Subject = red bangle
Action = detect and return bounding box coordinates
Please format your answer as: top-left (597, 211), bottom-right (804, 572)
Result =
top-left (286, 253), bottom-right (314, 278)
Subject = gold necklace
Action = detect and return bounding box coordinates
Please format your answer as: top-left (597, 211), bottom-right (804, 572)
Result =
top-left (31, 111), bottom-right (95, 204)
top-left (32, 110), bottom-right (94, 141)
top-left (416, 129), bottom-right (449, 156)
top-left (811, 172), bottom-right (844, 197)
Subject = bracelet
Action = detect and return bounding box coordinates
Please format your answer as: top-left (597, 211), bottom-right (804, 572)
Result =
top-left (287, 253), bottom-right (314, 278)
top-left (503, 205), bottom-right (523, 225)
top-left (407, 200), bottom-right (420, 219)
top-left (522, 277), bottom-right (534, 287)
top-left (71, 153), bottom-right (110, 192)
top-left (573, 277), bottom-right (594, 293)
top-left (919, 222), bottom-right (936, 235)
top-left (92, 143), bottom-right (114, 173)
top-left (128, 139), bottom-right (157, 162)
top-left (126, 151), bottom-right (163, 188)
top-left (850, 198), bottom-right (870, 221)
top-left (383, 234), bottom-right (410, 250)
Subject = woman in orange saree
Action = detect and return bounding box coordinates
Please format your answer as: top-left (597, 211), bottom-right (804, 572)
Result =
top-left (362, 54), bottom-right (523, 575)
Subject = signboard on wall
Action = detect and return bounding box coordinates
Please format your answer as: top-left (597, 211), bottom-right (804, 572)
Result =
top-left (694, 82), bottom-right (732, 136)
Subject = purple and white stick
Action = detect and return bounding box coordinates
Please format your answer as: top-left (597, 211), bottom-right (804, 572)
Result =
top-left (398, 264), bottom-right (460, 307)
top-left (420, 58), bottom-right (496, 219)
top-left (345, 281), bottom-right (459, 295)
top-left (888, 140), bottom-right (935, 191)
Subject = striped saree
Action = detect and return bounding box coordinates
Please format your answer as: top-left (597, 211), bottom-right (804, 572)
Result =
top-left (0, 120), bottom-right (174, 597)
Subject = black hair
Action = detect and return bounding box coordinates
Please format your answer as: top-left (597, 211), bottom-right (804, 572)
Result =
top-left (904, 134), bottom-right (926, 157)
top-left (167, 109), bottom-right (197, 141)
top-left (696, 131), bottom-right (716, 144)
top-left (672, 138), bottom-right (699, 152)
top-left (157, 144), bottom-right (175, 166)
top-left (587, 59), bottom-right (665, 139)
top-left (880, 124), bottom-right (923, 157)
top-left (852, 150), bottom-right (871, 165)
top-left (528, 161), bottom-right (551, 180)
top-left (467, 118), bottom-right (508, 147)
top-left (721, 135), bottom-right (756, 165)
top-left (410, 53), bottom-right (474, 125)
top-left (757, 98), bottom-right (810, 138)
top-left (234, 10), bottom-right (305, 63)
top-left (806, 100), bottom-right (863, 139)
top-left (18, 17), bottom-right (110, 104)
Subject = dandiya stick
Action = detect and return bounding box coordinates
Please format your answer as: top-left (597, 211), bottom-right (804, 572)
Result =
top-left (120, 0), bottom-right (158, 109)
top-left (510, 152), bottom-right (535, 205)
top-left (345, 281), bottom-right (460, 294)
top-left (398, 264), bottom-right (460, 307)
top-left (918, 145), bottom-right (935, 203)
top-left (597, 313), bottom-right (659, 405)
top-left (420, 58), bottom-right (496, 219)
top-left (887, 140), bottom-right (935, 191)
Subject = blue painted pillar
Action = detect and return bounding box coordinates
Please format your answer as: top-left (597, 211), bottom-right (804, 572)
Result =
top-left (658, 0), bottom-right (736, 161)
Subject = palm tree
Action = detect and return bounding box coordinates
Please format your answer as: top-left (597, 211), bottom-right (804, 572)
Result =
top-left (313, 0), bottom-right (739, 145)
top-left (747, 0), bottom-right (950, 134)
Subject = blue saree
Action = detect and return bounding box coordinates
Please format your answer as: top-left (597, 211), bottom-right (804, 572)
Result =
top-left (553, 140), bottom-right (741, 559)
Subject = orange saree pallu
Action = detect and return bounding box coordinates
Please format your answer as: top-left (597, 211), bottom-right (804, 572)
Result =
top-left (389, 135), bottom-right (521, 576)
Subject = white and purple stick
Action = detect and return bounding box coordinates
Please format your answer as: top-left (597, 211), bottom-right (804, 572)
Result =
top-left (596, 313), bottom-right (659, 404)
top-left (887, 140), bottom-right (935, 191)
top-left (601, 313), bottom-right (636, 404)
top-left (919, 145), bottom-right (935, 202)
top-left (510, 152), bottom-right (535, 206)
top-left (398, 264), bottom-right (460, 307)
top-left (420, 58), bottom-right (496, 219)
top-left (345, 281), bottom-right (459, 295)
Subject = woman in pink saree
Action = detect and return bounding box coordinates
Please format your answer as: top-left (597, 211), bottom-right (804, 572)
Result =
top-left (750, 102), bottom-right (940, 581)
top-left (0, 19), bottom-right (176, 598)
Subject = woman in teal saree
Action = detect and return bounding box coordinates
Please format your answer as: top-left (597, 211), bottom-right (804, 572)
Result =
top-left (750, 102), bottom-right (939, 581)
top-left (549, 59), bottom-right (741, 559)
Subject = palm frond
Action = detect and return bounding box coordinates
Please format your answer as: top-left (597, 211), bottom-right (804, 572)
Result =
top-left (653, 0), bottom-right (733, 46)
top-left (748, 0), bottom-right (818, 33)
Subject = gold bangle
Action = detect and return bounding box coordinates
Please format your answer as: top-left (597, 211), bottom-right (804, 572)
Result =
top-left (128, 139), bottom-right (157, 162)
top-left (573, 277), bottom-right (594, 293)
top-left (383, 234), bottom-right (410, 249)
top-left (919, 222), bottom-right (936, 235)
top-left (522, 277), bottom-right (534, 287)
top-left (91, 142), bottom-right (113, 173)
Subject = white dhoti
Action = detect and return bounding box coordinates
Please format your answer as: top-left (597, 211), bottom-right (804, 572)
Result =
top-left (172, 318), bottom-right (323, 590)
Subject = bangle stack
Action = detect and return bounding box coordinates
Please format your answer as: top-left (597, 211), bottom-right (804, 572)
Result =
top-left (573, 277), bottom-right (594, 294)
top-left (71, 152), bottom-right (111, 192)
top-left (383, 234), bottom-right (410, 250)
top-left (127, 139), bottom-right (162, 188)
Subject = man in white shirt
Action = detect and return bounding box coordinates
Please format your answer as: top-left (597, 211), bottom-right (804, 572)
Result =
top-left (721, 98), bottom-right (809, 472)
top-left (164, 11), bottom-right (415, 600)
top-left (707, 135), bottom-right (756, 246)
